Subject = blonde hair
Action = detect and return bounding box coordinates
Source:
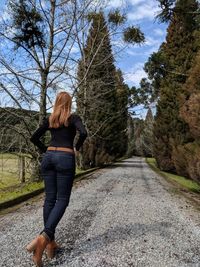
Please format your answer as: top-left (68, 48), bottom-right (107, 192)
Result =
top-left (49, 91), bottom-right (72, 128)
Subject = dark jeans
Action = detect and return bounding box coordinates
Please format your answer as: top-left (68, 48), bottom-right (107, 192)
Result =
top-left (40, 150), bottom-right (76, 241)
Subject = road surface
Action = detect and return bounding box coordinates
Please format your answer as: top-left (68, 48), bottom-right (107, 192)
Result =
top-left (1, 157), bottom-right (200, 267)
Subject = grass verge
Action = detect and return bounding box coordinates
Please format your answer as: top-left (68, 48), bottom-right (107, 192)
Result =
top-left (0, 181), bottom-right (44, 204)
top-left (0, 167), bottom-right (99, 210)
top-left (146, 158), bottom-right (200, 193)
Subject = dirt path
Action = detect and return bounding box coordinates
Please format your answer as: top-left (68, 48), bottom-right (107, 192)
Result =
top-left (1, 157), bottom-right (200, 267)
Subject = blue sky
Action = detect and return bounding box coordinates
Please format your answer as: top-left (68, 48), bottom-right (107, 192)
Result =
top-left (106, 0), bottom-right (168, 117)
top-left (0, 0), bottom-right (168, 117)
top-left (0, 0), bottom-right (168, 89)
top-left (107, 0), bottom-right (168, 88)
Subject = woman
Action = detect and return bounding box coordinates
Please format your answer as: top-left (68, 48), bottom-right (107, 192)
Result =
top-left (26, 91), bottom-right (87, 267)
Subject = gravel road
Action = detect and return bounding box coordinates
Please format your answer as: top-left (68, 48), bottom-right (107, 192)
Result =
top-left (1, 157), bottom-right (200, 267)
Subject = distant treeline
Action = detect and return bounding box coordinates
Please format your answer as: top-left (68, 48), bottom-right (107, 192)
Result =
top-left (133, 0), bottom-right (200, 181)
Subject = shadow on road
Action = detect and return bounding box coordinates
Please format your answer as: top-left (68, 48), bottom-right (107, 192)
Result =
top-left (49, 221), bottom-right (172, 265)
top-left (111, 163), bottom-right (145, 168)
top-left (120, 160), bottom-right (143, 164)
top-left (107, 158), bottom-right (146, 169)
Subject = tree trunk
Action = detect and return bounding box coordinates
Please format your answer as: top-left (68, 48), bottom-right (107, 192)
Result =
top-left (30, 72), bottom-right (47, 181)
top-left (39, 72), bottom-right (47, 125)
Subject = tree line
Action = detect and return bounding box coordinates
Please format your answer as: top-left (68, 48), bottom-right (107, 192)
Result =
top-left (134, 0), bottom-right (200, 181)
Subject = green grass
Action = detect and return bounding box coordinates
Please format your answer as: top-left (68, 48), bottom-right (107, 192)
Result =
top-left (0, 181), bottom-right (44, 204)
top-left (146, 158), bottom-right (200, 193)
top-left (76, 168), bottom-right (86, 175)
top-left (0, 152), bottom-right (97, 205)
top-left (0, 167), bottom-right (96, 204)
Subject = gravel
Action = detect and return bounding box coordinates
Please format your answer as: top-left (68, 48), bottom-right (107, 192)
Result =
top-left (1, 157), bottom-right (200, 267)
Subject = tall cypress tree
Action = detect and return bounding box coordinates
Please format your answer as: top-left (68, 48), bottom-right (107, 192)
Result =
top-left (114, 69), bottom-right (129, 157)
top-left (172, 51), bottom-right (200, 180)
top-left (154, 0), bottom-right (200, 171)
top-left (76, 11), bottom-right (145, 167)
top-left (142, 108), bottom-right (154, 157)
top-left (76, 12), bottom-right (120, 167)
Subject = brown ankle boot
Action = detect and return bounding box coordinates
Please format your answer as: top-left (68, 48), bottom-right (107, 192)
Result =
top-left (26, 236), bottom-right (39, 253)
top-left (32, 234), bottom-right (50, 267)
top-left (46, 240), bottom-right (60, 259)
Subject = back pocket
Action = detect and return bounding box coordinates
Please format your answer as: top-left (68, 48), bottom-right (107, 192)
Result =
top-left (40, 154), bottom-right (52, 172)
top-left (55, 153), bottom-right (75, 172)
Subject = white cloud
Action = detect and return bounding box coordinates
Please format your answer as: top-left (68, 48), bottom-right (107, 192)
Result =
top-left (70, 45), bottom-right (79, 54)
top-left (144, 36), bottom-right (161, 47)
top-left (126, 49), bottom-right (140, 56)
top-left (128, 0), bottom-right (145, 5)
top-left (153, 28), bottom-right (165, 37)
top-left (126, 35), bottom-right (162, 58)
top-left (144, 45), bottom-right (160, 56)
top-left (127, 1), bottom-right (160, 21)
top-left (41, 0), bottom-right (47, 8)
top-left (125, 63), bottom-right (147, 86)
top-left (143, 36), bottom-right (164, 55)
top-left (0, 9), bottom-right (10, 23)
top-left (106, 0), bottom-right (125, 8)
top-left (107, 0), bottom-right (145, 8)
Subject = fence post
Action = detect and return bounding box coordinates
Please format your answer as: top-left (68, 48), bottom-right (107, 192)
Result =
top-left (18, 155), bottom-right (25, 183)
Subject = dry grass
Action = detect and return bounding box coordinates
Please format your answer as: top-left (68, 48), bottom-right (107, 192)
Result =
top-left (0, 153), bottom-right (31, 189)
top-left (0, 154), bottom-right (20, 189)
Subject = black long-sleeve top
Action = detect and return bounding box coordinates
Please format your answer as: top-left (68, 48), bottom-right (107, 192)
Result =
top-left (30, 114), bottom-right (87, 153)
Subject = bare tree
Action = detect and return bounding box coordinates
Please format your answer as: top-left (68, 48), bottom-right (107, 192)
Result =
top-left (0, 0), bottom-right (145, 178)
top-left (0, 0), bottom-right (103, 180)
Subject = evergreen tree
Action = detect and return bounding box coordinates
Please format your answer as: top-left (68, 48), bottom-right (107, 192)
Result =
top-left (154, 0), bottom-right (200, 171)
top-left (76, 12), bottom-right (119, 167)
top-left (156, 0), bottom-right (200, 23)
top-left (114, 69), bottom-right (129, 157)
top-left (126, 109), bottom-right (154, 158)
top-left (9, 0), bottom-right (45, 49)
top-left (76, 11), bottom-right (145, 167)
top-left (142, 108), bottom-right (154, 157)
top-left (172, 51), bottom-right (200, 180)
top-left (126, 115), bottom-right (135, 157)
top-left (132, 118), bottom-right (144, 156)
top-left (144, 47), bottom-right (167, 101)
top-left (180, 51), bottom-right (200, 139)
